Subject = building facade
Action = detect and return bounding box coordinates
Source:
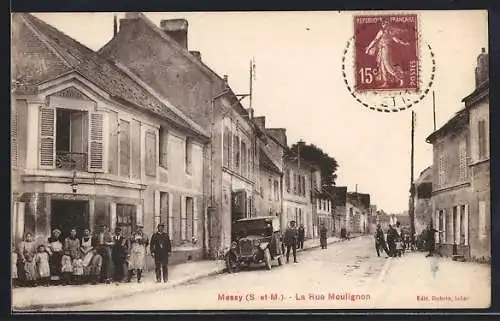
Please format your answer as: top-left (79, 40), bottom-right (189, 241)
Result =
top-left (412, 166), bottom-right (433, 235)
top-left (426, 48), bottom-right (489, 262)
top-left (99, 13), bottom-right (261, 257)
top-left (11, 13), bottom-right (208, 265)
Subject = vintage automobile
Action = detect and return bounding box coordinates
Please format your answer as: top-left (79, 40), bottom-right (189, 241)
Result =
top-left (225, 216), bottom-right (284, 273)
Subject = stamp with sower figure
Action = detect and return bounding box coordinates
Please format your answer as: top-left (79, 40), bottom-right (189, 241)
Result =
top-left (343, 13), bottom-right (434, 113)
top-left (354, 14), bottom-right (419, 93)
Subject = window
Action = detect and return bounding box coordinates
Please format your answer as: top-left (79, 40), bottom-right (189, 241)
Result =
top-left (438, 209), bottom-right (445, 243)
top-left (458, 139), bottom-right (467, 181)
top-left (349, 207), bottom-right (353, 216)
top-left (479, 201), bottom-right (487, 240)
top-left (52, 109), bottom-right (89, 171)
top-left (241, 141), bottom-right (247, 177)
top-left (159, 127), bottom-right (168, 169)
top-left (453, 206), bottom-right (458, 244)
top-left (233, 134), bottom-right (240, 171)
top-left (274, 180), bottom-right (280, 201)
top-left (293, 174), bottom-right (298, 194)
top-left (268, 178), bottom-right (272, 200)
top-left (223, 126), bottom-right (231, 168)
top-left (116, 204), bottom-right (136, 238)
top-left (285, 169), bottom-right (290, 192)
top-left (460, 205), bottom-right (466, 245)
top-left (160, 192), bottom-right (172, 238)
top-left (184, 197), bottom-right (195, 241)
top-left (145, 131), bottom-right (157, 176)
top-left (119, 119), bottom-right (130, 177)
top-left (478, 120), bottom-right (487, 159)
top-left (438, 153), bottom-right (447, 188)
top-left (302, 175), bottom-right (306, 197)
top-left (185, 138), bottom-right (193, 174)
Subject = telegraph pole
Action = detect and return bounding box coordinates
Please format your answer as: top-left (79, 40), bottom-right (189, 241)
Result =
top-left (409, 111), bottom-right (416, 240)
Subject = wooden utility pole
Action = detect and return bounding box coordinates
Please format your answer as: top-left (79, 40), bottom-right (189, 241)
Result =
top-left (409, 111), bottom-right (416, 239)
top-left (433, 91), bottom-right (437, 131)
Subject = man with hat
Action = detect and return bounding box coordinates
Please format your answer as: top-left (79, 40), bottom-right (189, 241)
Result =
top-left (283, 220), bottom-right (298, 263)
top-left (126, 223), bottom-right (149, 283)
top-left (150, 223), bottom-right (172, 283)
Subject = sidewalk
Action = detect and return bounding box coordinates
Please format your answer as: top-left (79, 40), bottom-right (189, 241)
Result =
top-left (372, 251), bottom-right (491, 308)
top-left (12, 235), bottom-right (351, 311)
top-left (12, 259), bottom-right (226, 311)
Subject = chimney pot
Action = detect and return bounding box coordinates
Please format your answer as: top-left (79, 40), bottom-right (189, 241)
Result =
top-left (160, 19), bottom-right (189, 49)
top-left (223, 75), bottom-right (229, 84)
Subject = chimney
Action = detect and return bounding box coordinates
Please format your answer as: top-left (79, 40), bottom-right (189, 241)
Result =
top-left (160, 19), bottom-right (189, 49)
top-left (253, 116), bottom-right (266, 129)
top-left (246, 108), bottom-right (254, 120)
top-left (266, 128), bottom-right (287, 146)
top-left (475, 47), bottom-right (489, 87)
top-left (189, 50), bottom-right (202, 61)
top-left (223, 75), bottom-right (229, 85)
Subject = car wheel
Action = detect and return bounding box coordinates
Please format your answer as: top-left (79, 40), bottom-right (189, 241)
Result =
top-left (264, 248), bottom-right (272, 270)
top-left (277, 255), bottom-right (283, 266)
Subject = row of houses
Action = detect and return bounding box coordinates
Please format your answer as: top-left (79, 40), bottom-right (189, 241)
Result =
top-left (11, 12), bottom-right (348, 266)
top-left (412, 47), bottom-right (490, 262)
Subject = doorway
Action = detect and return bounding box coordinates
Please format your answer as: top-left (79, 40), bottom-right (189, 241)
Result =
top-left (51, 199), bottom-right (89, 239)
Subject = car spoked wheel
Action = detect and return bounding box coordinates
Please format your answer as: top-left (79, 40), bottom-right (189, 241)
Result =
top-left (264, 248), bottom-right (272, 270)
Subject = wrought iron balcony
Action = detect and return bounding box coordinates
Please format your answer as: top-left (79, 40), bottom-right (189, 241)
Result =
top-left (55, 151), bottom-right (87, 171)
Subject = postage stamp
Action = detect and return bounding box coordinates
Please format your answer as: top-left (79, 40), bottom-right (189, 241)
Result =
top-left (354, 14), bottom-right (419, 93)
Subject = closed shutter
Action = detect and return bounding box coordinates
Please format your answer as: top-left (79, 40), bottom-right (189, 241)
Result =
top-left (464, 204), bottom-right (469, 245)
top-left (168, 192), bottom-right (173, 239)
top-left (193, 197), bottom-right (198, 240)
top-left (88, 112), bottom-right (105, 172)
top-left (442, 209), bottom-right (447, 243)
top-left (39, 107), bottom-right (56, 168)
top-left (180, 196), bottom-right (186, 240)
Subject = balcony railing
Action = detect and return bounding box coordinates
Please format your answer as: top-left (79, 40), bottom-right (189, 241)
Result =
top-left (55, 151), bottom-right (87, 171)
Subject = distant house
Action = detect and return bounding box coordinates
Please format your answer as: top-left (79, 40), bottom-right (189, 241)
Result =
top-left (412, 166), bottom-right (433, 235)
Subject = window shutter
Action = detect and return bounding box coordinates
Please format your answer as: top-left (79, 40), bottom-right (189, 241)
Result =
top-left (181, 196), bottom-right (186, 240)
top-left (464, 204), bottom-right (469, 246)
top-left (442, 209), bottom-right (447, 243)
top-left (193, 197), bottom-right (198, 240)
top-left (455, 206), bottom-right (461, 244)
top-left (168, 192), bottom-right (173, 239)
top-left (39, 107), bottom-right (56, 168)
top-left (88, 112), bottom-right (105, 172)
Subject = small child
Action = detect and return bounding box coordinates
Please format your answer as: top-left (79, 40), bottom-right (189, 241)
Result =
top-left (72, 257), bottom-right (84, 284)
top-left (35, 244), bottom-right (51, 286)
top-left (61, 253), bottom-right (73, 285)
top-left (24, 251), bottom-right (38, 287)
top-left (12, 250), bottom-right (18, 288)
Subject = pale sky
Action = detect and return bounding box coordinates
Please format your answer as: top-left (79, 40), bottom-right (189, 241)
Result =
top-left (31, 11), bottom-right (488, 213)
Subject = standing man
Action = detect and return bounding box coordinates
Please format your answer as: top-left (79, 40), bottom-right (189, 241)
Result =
top-left (297, 224), bottom-right (305, 250)
top-left (386, 225), bottom-right (397, 257)
top-left (127, 224), bottom-right (149, 283)
top-left (425, 222), bottom-right (441, 257)
top-left (96, 225), bottom-right (114, 284)
top-left (284, 221), bottom-right (298, 263)
top-left (111, 227), bottom-right (127, 283)
top-left (319, 223), bottom-right (328, 249)
top-left (150, 223), bottom-right (172, 283)
top-left (374, 224), bottom-right (390, 257)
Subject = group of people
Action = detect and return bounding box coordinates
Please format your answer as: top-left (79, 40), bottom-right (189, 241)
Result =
top-left (12, 223), bottom-right (173, 287)
top-left (281, 221), bottom-right (329, 263)
top-left (374, 221), bottom-right (414, 258)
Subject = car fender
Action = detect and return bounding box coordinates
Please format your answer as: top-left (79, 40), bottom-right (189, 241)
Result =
top-left (259, 242), bottom-right (269, 251)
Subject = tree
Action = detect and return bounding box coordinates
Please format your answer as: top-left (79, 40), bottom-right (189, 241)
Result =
top-left (290, 142), bottom-right (339, 188)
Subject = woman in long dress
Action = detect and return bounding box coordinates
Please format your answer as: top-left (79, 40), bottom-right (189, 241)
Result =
top-left (364, 19), bottom-right (410, 88)
top-left (126, 224), bottom-right (149, 283)
top-left (80, 229), bottom-right (102, 284)
top-left (18, 232), bottom-right (37, 286)
top-left (47, 229), bottom-right (63, 283)
top-left (35, 244), bottom-right (51, 286)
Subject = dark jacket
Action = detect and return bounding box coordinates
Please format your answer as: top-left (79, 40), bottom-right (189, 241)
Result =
top-left (386, 228), bottom-right (397, 244)
top-left (150, 232), bottom-right (172, 260)
top-left (319, 226), bottom-right (328, 239)
top-left (111, 234), bottom-right (127, 261)
top-left (375, 229), bottom-right (385, 244)
top-left (284, 227), bottom-right (298, 246)
top-left (298, 226), bottom-right (305, 240)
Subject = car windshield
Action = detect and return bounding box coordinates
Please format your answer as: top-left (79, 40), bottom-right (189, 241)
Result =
top-left (232, 219), bottom-right (273, 238)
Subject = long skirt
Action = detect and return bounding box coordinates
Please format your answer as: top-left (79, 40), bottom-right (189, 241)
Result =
top-left (84, 254), bottom-right (103, 276)
top-left (128, 243), bottom-right (146, 270)
top-left (25, 261), bottom-right (38, 281)
top-left (49, 251), bottom-right (62, 279)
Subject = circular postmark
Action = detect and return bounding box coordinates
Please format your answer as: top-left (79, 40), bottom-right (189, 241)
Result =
top-left (342, 14), bottom-right (436, 113)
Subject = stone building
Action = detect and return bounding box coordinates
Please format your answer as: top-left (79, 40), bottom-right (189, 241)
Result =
top-left (412, 166), bottom-right (433, 235)
top-left (330, 188), bottom-right (370, 235)
top-left (98, 13), bottom-right (261, 257)
top-left (426, 48), bottom-right (489, 261)
top-left (11, 13), bottom-right (208, 267)
top-left (316, 194), bottom-right (334, 236)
